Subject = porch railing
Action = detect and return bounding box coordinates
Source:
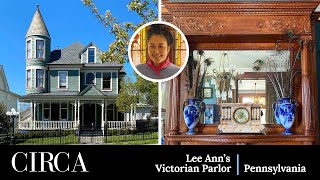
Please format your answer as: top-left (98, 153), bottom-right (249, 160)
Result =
top-left (106, 121), bottom-right (136, 129)
top-left (18, 121), bottom-right (77, 130)
top-left (19, 121), bottom-right (137, 130)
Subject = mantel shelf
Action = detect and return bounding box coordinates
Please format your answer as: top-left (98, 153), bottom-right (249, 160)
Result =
top-left (166, 133), bottom-right (318, 145)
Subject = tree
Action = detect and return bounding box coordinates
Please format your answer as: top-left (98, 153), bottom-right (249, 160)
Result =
top-left (116, 74), bottom-right (158, 116)
top-left (135, 76), bottom-right (158, 115)
top-left (0, 102), bottom-right (9, 134)
top-left (116, 76), bottom-right (138, 113)
top-left (83, 0), bottom-right (159, 116)
top-left (82, 0), bottom-right (158, 63)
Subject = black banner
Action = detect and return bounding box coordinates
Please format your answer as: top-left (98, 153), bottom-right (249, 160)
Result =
top-left (0, 145), bottom-right (319, 176)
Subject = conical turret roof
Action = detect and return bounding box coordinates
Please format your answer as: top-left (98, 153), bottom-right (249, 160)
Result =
top-left (26, 5), bottom-right (50, 38)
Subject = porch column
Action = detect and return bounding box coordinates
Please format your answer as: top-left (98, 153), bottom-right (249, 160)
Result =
top-left (31, 101), bottom-right (34, 129)
top-left (130, 104), bottom-right (133, 122)
top-left (101, 100), bottom-right (105, 130)
top-left (77, 101), bottom-right (80, 127)
top-left (71, 101), bottom-right (77, 129)
top-left (301, 34), bottom-right (313, 135)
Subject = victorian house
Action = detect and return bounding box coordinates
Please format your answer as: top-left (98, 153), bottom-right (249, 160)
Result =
top-left (19, 6), bottom-right (127, 132)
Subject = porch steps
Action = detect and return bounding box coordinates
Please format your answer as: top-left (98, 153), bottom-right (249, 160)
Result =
top-left (79, 130), bottom-right (105, 144)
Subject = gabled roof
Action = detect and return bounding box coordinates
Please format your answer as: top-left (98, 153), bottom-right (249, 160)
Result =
top-left (0, 65), bottom-right (9, 92)
top-left (79, 42), bottom-right (101, 55)
top-left (78, 84), bottom-right (104, 96)
top-left (26, 5), bottom-right (50, 38)
top-left (49, 41), bottom-right (85, 64)
top-left (49, 41), bottom-right (126, 72)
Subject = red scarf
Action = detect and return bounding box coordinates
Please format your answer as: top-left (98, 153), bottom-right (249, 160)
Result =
top-left (146, 57), bottom-right (171, 77)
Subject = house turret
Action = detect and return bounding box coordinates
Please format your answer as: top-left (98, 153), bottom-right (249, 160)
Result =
top-left (25, 5), bottom-right (50, 94)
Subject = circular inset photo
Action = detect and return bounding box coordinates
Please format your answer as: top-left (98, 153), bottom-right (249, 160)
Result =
top-left (128, 21), bottom-right (189, 82)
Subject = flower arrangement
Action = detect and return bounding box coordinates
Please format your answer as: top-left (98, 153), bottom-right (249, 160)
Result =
top-left (252, 31), bottom-right (302, 99)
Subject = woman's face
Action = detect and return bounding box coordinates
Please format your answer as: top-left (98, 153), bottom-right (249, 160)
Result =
top-left (147, 34), bottom-right (170, 66)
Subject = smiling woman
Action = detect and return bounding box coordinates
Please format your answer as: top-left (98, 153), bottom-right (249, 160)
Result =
top-left (129, 21), bottom-right (189, 82)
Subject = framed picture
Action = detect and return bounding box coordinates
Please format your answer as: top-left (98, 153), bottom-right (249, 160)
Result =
top-left (204, 104), bottom-right (214, 124)
top-left (203, 87), bottom-right (213, 98)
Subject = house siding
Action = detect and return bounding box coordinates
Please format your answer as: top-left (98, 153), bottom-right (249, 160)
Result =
top-left (81, 50), bottom-right (87, 63)
top-left (96, 48), bottom-right (102, 63)
top-left (50, 70), bottom-right (79, 91)
top-left (0, 92), bottom-right (18, 112)
top-left (96, 72), bottom-right (101, 89)
top-left (112, 72), bottom-right (117, 94)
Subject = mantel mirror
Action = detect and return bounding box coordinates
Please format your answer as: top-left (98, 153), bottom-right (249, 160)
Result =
top-left (193, 50), bottom-right (290, 125)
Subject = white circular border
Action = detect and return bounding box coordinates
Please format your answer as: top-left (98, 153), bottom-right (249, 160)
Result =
top-left (128, 21), bottom-right (189, 83)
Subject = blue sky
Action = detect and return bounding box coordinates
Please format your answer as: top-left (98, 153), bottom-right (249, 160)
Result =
top-left (0, 0), bottom-right (157, 95)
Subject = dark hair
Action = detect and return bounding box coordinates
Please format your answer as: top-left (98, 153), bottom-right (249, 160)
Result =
top-left (146, 24), bottom-right (173, 46)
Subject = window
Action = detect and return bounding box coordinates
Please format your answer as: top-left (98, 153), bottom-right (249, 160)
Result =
top-left (36, 69), bottom-right (44, 88)
top-left (43, 103), bottom-right (50, 120)
top-left (60, 103), bottom-right (68, 120)
top-left (88, 48), bottom-right (95, 63)
top-left (102, 72), bottom-right (111, 90)
top-left (86, 72), bottom-right (95, 84)
top-left (107, 104), bottom-right (114, 121)
top-left (27, 70), bottom-right (31, 88)
top-left (51, 103), bottom-right (59, 121)
top-left (59, 71), bottom-right (68, 89)
top-left (36, 40), bottom-right (44, 59)
top-left (27, 40), bottom-right (31, 59)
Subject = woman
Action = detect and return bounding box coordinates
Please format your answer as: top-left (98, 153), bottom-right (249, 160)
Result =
top-left (136, 24), bottom-right (180, 80)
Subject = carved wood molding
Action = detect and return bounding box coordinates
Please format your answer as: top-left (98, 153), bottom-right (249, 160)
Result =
top-left (171, 16), bottom-right (311, 35)
top-left (257, 17), bottom-right (311, 33)
top-left (163, 1), bottom-right (319, 14)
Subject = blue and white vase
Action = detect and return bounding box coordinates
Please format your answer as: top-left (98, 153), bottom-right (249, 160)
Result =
top-left (274, 97), bottom-right (297, 135)
top-left (183, 98), bottom-right (204, 135)
top-left (272, 101), bottom-right (281, 124)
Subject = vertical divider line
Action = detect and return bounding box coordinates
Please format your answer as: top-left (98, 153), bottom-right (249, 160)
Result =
top-left (237, 154), bottom-right (239, 176)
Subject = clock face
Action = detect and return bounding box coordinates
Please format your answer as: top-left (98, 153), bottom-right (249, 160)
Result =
top-left (233, 108), bottom-right (250, 124)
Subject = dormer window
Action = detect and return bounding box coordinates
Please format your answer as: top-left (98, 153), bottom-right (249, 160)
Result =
top-left (86, 72), bottom-right (95, 85)
top-left (88, 48), bottom-right (95, 63)
top-left (36, 40), bottom-right (45, 59)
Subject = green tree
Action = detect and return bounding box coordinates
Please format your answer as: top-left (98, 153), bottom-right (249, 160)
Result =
top-left (136, 76), bottom-right (158, 115)
top-left (82, 0), bottom-right (158, 63)
top-left (116, 76), bottom-right (138, 113)
top-left (83, 0), bottom-right (159, 116)
top-left (116, 74), bottom-right (158, 116)
top-left (0, 103), bottom-right (9, 134)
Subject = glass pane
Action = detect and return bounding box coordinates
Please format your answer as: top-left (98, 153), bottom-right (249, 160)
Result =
top-left (44, 109), bottom-right (50, 119)
top-left (103, 73), bottom-right (111, 89)
top-left (61, 103), bottom-right (67, 108)
top-left (88, 48), bottom-right (95, 63)
top-left (88, 48), bottom-right (95, 55)
top-left (86, 73), bottom-right (95, 84)
top-left (36, 40), bottom-right (44, 59)
top-left (51, 103), bottom-right (59, 121)
top-left (27, 70), bottom-right (31, 87)
top-left (59, 72), bottom-right (67, 88)
top-left (44, 103), bottom-right (50, 108)
top-left (107, 110), bottom-right (113, 121)
top-left (36, 69), bottom-right (44, 88)
top-left (103, 81), bottom-right (110, 89)
top-left (88, 56), bottom-right (94, 63)
top-left (27, 41), bottom-right (31, 59)
top-left (61, 109), bottom-right (67, 120)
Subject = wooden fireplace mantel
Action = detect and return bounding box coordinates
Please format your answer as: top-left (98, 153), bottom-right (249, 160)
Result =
top-left (162, 0), bottom-right (320, 145)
